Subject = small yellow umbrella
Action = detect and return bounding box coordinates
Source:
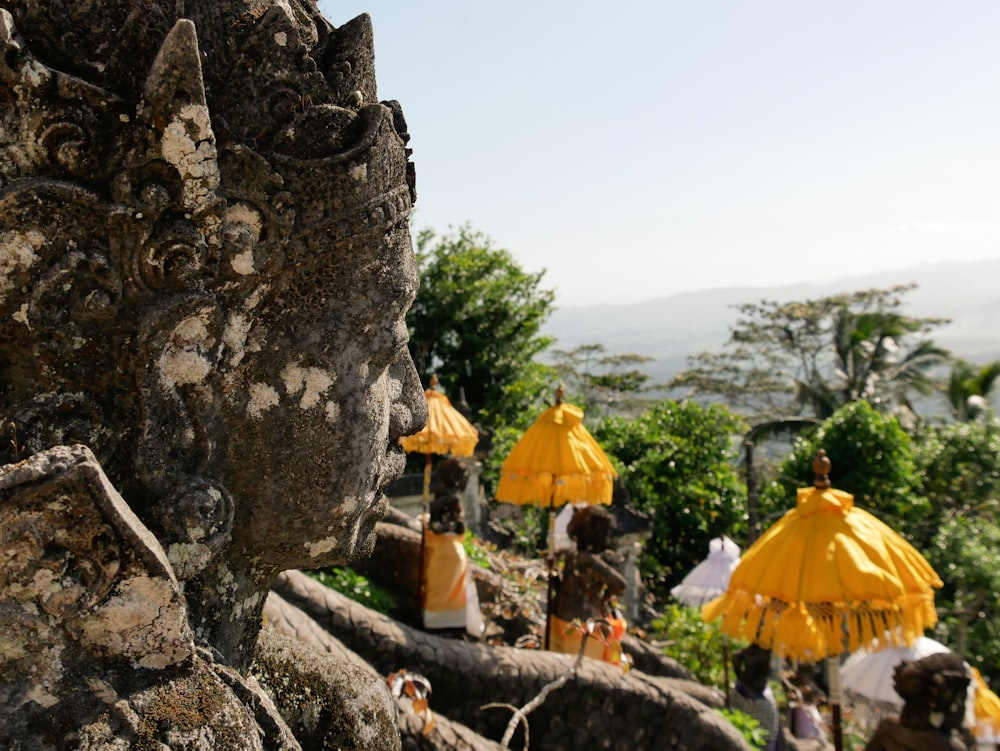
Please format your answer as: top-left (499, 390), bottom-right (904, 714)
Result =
top-left (703, 450), bottom-right (942, 751)
top-left (495, 385), bottom-right (618, 648)
top-left (400, 374), bottom-right (479, 506)
top-left (495, 388), bottom-right (617, 508)
top-left (399, 375), bottom-right (478, 626)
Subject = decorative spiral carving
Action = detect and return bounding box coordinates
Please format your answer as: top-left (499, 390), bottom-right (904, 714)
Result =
top-left (8, 393), bottom-right (118, 466)
top-left (138, 225), bottom-right (212, 291)
top-left (0, 494), bottom-right (122, 619)
top-left (157, 480), bottom-right (235, 579)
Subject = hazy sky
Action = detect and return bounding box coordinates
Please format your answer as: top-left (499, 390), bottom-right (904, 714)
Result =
top-left (317, 1), bottom-right (1000, 307)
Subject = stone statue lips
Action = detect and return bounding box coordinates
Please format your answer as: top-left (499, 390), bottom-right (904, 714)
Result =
top-left (364, 441), bottom-right (406, 523)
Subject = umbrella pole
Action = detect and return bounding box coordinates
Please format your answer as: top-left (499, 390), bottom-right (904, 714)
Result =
top-left (827, 656), bottom-right (843, 751)
top-left (543, 495), bottom-right (556, 651)
top-left (417, 453), bottom-right (431, 628)
top-left (722, 635), bottom-right (731, 708)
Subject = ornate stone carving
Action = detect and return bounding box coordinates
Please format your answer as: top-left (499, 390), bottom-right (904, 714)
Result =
top-left (1, 0), bottom-right (426, 746)
top-left (0, 445), bottom-right (301, 748)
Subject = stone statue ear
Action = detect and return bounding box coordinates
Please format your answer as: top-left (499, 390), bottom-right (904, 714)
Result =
top-left (135, 18), bottom-right (220, 219)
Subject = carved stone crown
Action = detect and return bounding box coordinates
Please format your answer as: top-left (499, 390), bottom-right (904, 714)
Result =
top-left (0, 0), bottom-right (415, 468)
top-left (0, 0), bottom-right (414, 297)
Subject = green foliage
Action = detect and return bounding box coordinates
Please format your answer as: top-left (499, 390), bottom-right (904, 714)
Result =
top-left (760, 401), bottom-right (925, 526)
top-left (593, 400), bottom-right (747, 596)
top-left (946, 359), bottom-right (1000, 421)
top-left (924, 508), bottom-right (1000, 684)
top-left (408, 225), bottom-right (557, 428)
top-left (716, 708), bottom-right (767, 750)
top-left (463, 530), bottom-right (493, 569)
top-left (913, 420), bottom-right (1000, 526)
top-left (650, 604), bottom-right (745, 689)
top-left (486, 503), bottom-right (549, 557)
top-left (306, 568), bottom-right (397, 614)
top-left (672, 284), bottom-right (950, 422)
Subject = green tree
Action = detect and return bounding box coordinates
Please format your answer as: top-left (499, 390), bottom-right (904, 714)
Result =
top-left (925, 510), bottom-right (1000, 682)
top-left (672, 285), bottom-right (950, 422)
top-left (913, 420), bottom-right (1000, 681)
top-left (946, 359), bottom-right (1000, 422)
top-left (408, 225), bottom-right (557, 426)
top-left (592, 401), bottom-right (747, 596)
top-left (760, 401), bottom-right (925, 528)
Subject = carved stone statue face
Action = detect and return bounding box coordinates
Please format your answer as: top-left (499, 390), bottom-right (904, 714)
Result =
top-left (0, 1), bottom-right (427, 586)
top-left (209, 211), bottom-right (424, 571)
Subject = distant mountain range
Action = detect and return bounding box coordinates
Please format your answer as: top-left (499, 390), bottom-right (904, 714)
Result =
top-left (542, 258), bottom-right (1000, 388)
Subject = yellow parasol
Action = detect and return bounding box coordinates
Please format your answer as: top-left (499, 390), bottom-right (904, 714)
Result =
top-left (399, 375), bottom-right (479, 626)
top-left (495, 388), bottom-right (617, 508)
top-left (400, 374), bottom-right (479, 505)
top-left (703, 449), bottom-right (942, 751)
top-left (495, 385), bottom-right (618, 649)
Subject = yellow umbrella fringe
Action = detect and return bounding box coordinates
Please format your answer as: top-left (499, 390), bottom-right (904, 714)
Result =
top-left (400, 388), bottom-right (479, 458)
top-left (399, 433), bottom-right (478, 457)
top-left (974, 669), bottom-right (1000, 739)
top-left (703, 589), bottom-right (939, 661)
top-left (494, 470), bottom-right (617, 507)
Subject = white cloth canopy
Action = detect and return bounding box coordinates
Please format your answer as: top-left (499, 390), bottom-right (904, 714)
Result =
top-left (840, 636), bottom-right (991, 741)
top-left (841, 636), bottom-right (951, 709)
top-left (671, 536), bottom-right (741, 607)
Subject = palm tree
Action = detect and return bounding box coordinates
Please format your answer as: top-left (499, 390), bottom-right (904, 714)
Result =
top-left (796, 304), bottom-right (950, 420)
top-left (947, 359), bottom-right (1000, 421)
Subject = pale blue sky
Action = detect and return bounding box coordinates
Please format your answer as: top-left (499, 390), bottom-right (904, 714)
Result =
top-left (318, 1), bottom-right (1000, 307)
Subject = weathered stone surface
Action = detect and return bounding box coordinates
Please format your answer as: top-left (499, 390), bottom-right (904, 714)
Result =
top-left (0, 445), bottom-right (299, 749)
top-left (253, 626), bottom-right (401, 751)
top-left (865, 652), bottom-right (974, 751)
top-left (264, 591), bottom-right (504, 751)
top-left (272, 570), bottom-right (751, 751)
top-left (1, 0), bottom-right (426, 746)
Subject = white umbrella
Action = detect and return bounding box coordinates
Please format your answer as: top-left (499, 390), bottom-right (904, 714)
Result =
top-left (839, 635), bottom-right (991, 737)
top-left (841, 636), bottom-right (951, 712)
top-left (671, 536), bottom-right (741, 606)
top-left (672, 536), bottom-right (741, 707)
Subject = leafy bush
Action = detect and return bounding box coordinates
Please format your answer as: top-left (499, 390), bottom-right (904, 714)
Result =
top-left (593, 400), bottom-right (747, 596)
top-left (648, 603), bottom-right (745, 690)
top-left (716, 708), bottom-right (767, 750)
top-left (306, 567), bottom-right (397, 614)
top-left (760, 400), bottom-right (924, 527)
top-left (463, 530), bottom-right (494, 569)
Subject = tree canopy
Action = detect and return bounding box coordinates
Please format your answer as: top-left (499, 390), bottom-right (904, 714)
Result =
top-left (672, 284), bottom-right (951, 422)
top-left (407, 225), bottom-right (557, 426)
top-left (593, 400), bottom-right (747, 596)
top-left (946, 358), bottom-right (1000, 422)
top-left (548, 343), bottom-right (655, 419)
top-left (760, 400), bottom-right (924, 527)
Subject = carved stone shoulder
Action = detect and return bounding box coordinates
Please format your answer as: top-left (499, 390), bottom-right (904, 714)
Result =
top-left (0, 445), bottom-right (299, 749)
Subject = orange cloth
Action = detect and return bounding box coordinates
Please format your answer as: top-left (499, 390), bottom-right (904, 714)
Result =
top-left (422, 531), bottom-right (468, 629)
top-left (548, 614), bottom-right (625, 665)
